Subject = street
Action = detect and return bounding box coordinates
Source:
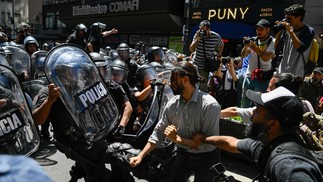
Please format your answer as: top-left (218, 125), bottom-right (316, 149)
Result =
top-left (39, 149), bottom-right (257, 182)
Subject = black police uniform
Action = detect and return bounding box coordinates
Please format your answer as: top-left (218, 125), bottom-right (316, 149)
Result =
top-left (33, 80), bottom-right (130, 182)
top-left (87, 35), bottom-right (102, 53)
top-left (66, 32), bottom-right (87, 49)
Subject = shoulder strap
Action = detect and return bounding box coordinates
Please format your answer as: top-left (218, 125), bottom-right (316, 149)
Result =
top-left (264, 141), bottom-right (319, 178)
top-left (256, 36), bottom-right (273, 68)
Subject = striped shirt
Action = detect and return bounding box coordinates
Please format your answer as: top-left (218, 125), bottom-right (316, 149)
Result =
top-left (149, 88), bottom-right (220, 153)
top-left (192, 31), bottom-right (223, 70)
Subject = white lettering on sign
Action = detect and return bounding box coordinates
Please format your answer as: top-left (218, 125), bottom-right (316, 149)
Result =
top-left (73, 4), bottom-right (108, 16)
top-left (208, 7), bottom-right (249, 21)
top-left (78, 82), bottom-right (108, 109)
top-left (72, 0), bottom-right (139, 16)
top-left (109, 0), bottom-right (139, 12)
top-left (0, 112), bottom-right (23, 136)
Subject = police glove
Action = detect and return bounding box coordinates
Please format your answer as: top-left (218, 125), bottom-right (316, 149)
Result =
top-left (113, 125), bottom-right (125, 139)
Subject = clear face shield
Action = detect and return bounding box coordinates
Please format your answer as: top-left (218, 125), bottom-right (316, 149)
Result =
top-left (95, 61), bottom-right (110, 82)
top-left (151, 49), bottom-right (166, 64)
top-left (140, 67), bottom-right (158, 88)
top-left (111, 67), bottom-right (128, 84)
top-left (118, 49), bottom-right (130, 61)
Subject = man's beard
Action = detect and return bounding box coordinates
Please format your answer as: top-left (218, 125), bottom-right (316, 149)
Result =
top-left (244, 122), bottom-right (270, 144)
top-left (171, 83), bottom-right (184, 95)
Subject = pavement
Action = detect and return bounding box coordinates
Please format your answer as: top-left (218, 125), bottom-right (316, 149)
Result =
top-left (38, 148), bottom-right (257, 182)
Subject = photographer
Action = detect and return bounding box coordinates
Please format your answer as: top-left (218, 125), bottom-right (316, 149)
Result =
top-left (189, 20), bottom-right (224, 92)
top-left (211, 57), bottom-right (239, 109)
top-left (274, 4), bottom-right (315, 77)
top-left (240, 19), bottom-right (275, 108)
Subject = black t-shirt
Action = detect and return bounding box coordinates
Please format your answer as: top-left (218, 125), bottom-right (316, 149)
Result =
top-left (237, 138), bottom-right (322, 181)
top-left (66, 32), bottom-right (87, 49)
top-left (87, 35), bottom-right (102, 53)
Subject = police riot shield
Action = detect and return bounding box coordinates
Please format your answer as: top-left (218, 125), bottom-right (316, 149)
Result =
top-left (31, 50), bottom-right (48, 82)
top-left (165, 50), bottom-right (178, 64)
top-left (44, 44), bottom-right (120, 142)
top-left (0, 65), bottom-right (40, 156)
top-left (21, 51), bottom-right (48, 100)
top-left (3, 45), bottom-right (31, 80)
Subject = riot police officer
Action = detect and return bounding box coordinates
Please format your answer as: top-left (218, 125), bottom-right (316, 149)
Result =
top-left (117, 43), bottom-right (138, 88)
top-left (86, 22), bottom-right (118, 53)
top-left (146, 46), bottom-right (165, 65)
top-left (66, 23), bottom-right (88, 49)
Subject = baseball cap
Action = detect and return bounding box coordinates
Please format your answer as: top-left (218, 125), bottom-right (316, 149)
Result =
top-left (247, 87), bottom-right (304, 127)
top-left (199, 20), bottom-right (210, 28)
top-left (255, 19), bottom-right (270, 28)
top-left (313, 67), bottom-right (323, 74)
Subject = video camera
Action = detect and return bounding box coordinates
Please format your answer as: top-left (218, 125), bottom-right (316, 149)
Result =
top-left (210, 163), bottom-right (235, 182)
top-left (273, 18), bottom-right (290, 34)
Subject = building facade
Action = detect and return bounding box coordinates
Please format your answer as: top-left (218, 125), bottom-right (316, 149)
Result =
top-left (41, 0), bottom-right (185, 51)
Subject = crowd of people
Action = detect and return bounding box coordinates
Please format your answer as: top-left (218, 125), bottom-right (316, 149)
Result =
top-left (0, 2), bottom-right (322, 182)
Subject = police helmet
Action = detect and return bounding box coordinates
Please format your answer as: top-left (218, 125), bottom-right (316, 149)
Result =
top-left (109, 50), bottom-right (120, 60)
top-left (147, 46), bottom-right (165, 64)
top-left (117, 43), bottom-right (130, 61)
top-left (90, 22), bottom-right (106, 35)
top-left (18, 23), bottom-right (30, 33)
top-left (105, 46), bottom-right (112, 53)
top-left (75, 23), bottom-right (87, 33)
top-left (0, 32), bottom-right (8, 44)
top-left (110, 59), bottom-right (129, 84)
top-left (90, 52), bottom-right (109, 80)
top-left (135, 64), bottom-right (158, 89)
top-left (90, 52), bottom-right (105, 62)
top-left (99, 48), bottom-right (107, 57)
top-left (23, 36), bottom-right (39, 48)
top-left (149, 61), bottom-right (164, 73)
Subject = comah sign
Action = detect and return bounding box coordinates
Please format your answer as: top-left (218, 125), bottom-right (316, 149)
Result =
top-left (72, 0), bottom-right (140, 16)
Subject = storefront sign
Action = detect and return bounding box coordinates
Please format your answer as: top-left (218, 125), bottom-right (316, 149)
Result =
top-left (72, 0), bottom-right (140, 16)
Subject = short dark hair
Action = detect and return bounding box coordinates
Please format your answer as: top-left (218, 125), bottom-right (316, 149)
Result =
top-left (284, 4), bottom-right (306, 21)
top-left (273, 73), bottom-right (303, 95)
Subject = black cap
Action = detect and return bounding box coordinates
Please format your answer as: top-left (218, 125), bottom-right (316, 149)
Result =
top-left (313, 67), bottom-right (323, 74)
top-left (247, 87), bottom-right (303, 128)
top-left (255, 19), bottom-right (270, 28)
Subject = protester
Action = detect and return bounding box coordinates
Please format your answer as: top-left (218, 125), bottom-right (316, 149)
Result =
top-left (205, 87), bottom-right (322, 181)
top-left (130, 61), bottom-right (221, 181)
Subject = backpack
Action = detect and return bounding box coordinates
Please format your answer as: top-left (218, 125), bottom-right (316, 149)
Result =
top-left (299, 112), bottom-right (323, 151)
top-left (265, 141), bottom-right (323, 179)
top-left (304, 38), bottom-right (319, 76)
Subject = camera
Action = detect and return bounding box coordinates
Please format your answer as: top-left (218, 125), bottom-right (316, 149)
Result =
top-left (243, 37), bottom-right (255, 45)
top-left (221, 57), bottom-right (230, 65)
top-left (273, 18), bottom-right (289, 34)
top-left (199, 30), bottom-right (208, 39)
